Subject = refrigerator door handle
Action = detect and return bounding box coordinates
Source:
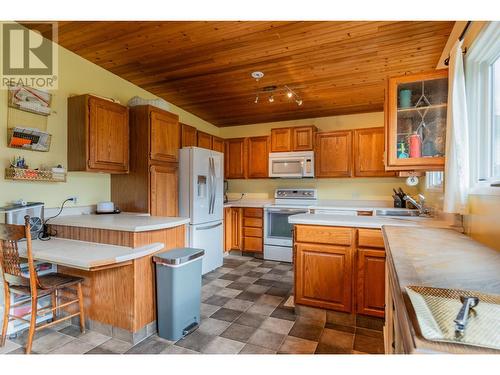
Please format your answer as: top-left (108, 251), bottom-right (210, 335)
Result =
top-left (208, 157), bottom-right (213, 214)
top-left (196, 222), bottom-right (223, 231)
top-left (210, 157), bottom-right (216, 214)
top-left (212, 157), bottom-right (217, 214)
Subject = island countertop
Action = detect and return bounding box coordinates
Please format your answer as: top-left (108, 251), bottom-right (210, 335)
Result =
top-left (382, 225), bottom-right (500, 354)
top-left (49, 213), bottom-right (190, 232)
top-left (18, 238), bottom-right (165, 270)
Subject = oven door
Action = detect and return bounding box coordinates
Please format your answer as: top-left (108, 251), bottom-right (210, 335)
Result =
top-left (264, 207), bottom-right (308, 247)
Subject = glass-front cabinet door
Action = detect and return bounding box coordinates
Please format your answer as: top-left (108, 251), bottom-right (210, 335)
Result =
top-left (385, 70), bottom-right (448, 171)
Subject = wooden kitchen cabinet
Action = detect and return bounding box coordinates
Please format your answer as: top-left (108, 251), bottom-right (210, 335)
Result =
top-left (111, 105), bottom-right (180, 215)
top-left (180, 123), bottom-right (197, 147)
top-left (224, 207), bottom-right (232, 252)
top-left (212, 136), bottom-right (224, 153)
top-left (295, 241), bottom-right (353, 312)
top-left (225, 138), bottom-right (247, 179)
top-left (150, 108), bottom-right (180, 163)
top-left (294, 225), bottom-right (386, 317)
top-left (271, 126), bottom-right (316, 152)
top-left (247, 136), bottom-right (269, 178)
top-left (270, 128), bottom-right (292, 152)
top-left (357, 248), bottom-right (386, 317)
top-left (242, 207), bottom-right (263, 253)
top-left (197, 131), bottom-right (213, 149)
top-left (292, 126), bottom-right (317, 151)
top-left (68, 94), bottom-right (129, 173)
top-left (385, 70), bottom-right (448, 171)
top-left (230, 207), bottom-right (242, 250)
top-left (150, 163), bottom-right (178, 216)
top-left (315, 130), bottom-right (352, 177)
top-left (354, 127), bottom-right (396, 177)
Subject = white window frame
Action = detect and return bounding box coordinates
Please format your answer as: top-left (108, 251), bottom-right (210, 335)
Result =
top-left (466, 22), bottom-right (500, 196)
top-left (425, 171), bottom-right (444, 192)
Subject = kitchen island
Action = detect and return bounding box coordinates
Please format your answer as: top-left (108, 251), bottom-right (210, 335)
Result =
top-left (383, 225), bottom-right (500, 354)
top-left (288, 213), bottom-right (461, 322)
top-left (45, 213), bottom-right (189, 343)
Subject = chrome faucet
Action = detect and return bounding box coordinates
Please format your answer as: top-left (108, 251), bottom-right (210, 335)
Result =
top-left (403, 194), bottom-right (432, 217)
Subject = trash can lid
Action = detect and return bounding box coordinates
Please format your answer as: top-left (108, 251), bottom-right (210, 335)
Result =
top-left (153, 247), bottom-right (205, 266)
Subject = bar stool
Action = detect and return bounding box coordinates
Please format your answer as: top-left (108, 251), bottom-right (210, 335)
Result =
top-left (0, 216), bottom-right (85, 354)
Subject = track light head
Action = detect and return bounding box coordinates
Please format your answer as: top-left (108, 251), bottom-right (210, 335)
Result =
top-left (268, 95), bottom-right (274, 103)
top-left (296, 99), bottom-right (303, 106)
top-left (287, 91), bottom-right (293, 98)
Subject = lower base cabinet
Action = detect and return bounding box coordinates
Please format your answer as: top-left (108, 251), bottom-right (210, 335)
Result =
top-left (357, 248), bottom-right (386, 317)
top-left (293, 225), bottom-right (385, 318)
top-left (224, 207), bottom-right (263, 253)
top-left (295, 242), bottom-right (353, 312)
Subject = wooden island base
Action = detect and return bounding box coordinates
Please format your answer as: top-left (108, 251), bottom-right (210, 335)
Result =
top-left (51, 224), bottom-right (185, 343)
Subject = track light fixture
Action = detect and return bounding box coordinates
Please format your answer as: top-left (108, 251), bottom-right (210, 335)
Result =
top-left (251, 81), bottom-right (303, 107)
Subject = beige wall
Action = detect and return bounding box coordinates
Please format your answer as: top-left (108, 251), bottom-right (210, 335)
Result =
top-left (220, 112), bottom-right (418, 200)
top-left (0, 23), bottom-right (219, 209)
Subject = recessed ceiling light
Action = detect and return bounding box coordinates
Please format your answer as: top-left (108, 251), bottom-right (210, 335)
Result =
top-left (251, 71), bottom-right (264, 81)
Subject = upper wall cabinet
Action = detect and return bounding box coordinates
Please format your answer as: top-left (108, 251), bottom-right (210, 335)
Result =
top-left (180, 123), bottom-right (197, 147)
top-left (271, 126), bottom-right (316, 152)
top-left (225, 138), bottom-right (247, 179)
top-left (212, 136), bottom-right (224, 153)
top-left (315, 131), bottom-right (352, 178)
top-left (292, 126), bottom-right (317, 151)
top-left (68, 95), bottom-right (129, 174)
top-left (385, 70), bottom-right (448, 171)
top-left (354, 128), bottom-right (395, 177)
top-left (150, 108), bottom-right (180, 163)
top-left (247, 136), bottom-right (269, 178)
top-left (197, 131), bottom-right (213, 149)
top-left (271, 128), bottom-right (292, 152)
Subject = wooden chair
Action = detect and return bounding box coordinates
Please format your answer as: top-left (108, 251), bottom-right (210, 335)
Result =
top-left (0, 216), bottom-right (85, 354)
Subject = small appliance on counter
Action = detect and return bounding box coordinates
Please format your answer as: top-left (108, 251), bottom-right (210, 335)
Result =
top-left (0, 201), bottom-right (45, 237)
top-left (96, 201), bottom-right (121, 214)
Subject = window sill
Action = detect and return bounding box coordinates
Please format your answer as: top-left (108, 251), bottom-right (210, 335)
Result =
top-left (469, 182), bottom-right (500, 196)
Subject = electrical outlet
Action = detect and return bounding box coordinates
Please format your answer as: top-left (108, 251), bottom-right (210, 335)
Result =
top-left (68, 196), bottom-right (78, 204)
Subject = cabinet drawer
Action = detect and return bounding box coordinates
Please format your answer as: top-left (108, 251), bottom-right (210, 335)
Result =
top-left (243, 227), bottom-right (262, 238)
top-left (295, 225), bottom-right (353, 246)
top-left (243, 207), bottom-right (263, 218)
top-left (243, 236), bottom-right (263, 252)
top-left (243, 217), bottom-right (263, 228)
top-left (358, 229), bottom-right (385, 249)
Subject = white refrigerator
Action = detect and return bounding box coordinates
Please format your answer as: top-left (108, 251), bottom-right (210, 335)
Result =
top-left (179, 147), bottom-right (224, 275)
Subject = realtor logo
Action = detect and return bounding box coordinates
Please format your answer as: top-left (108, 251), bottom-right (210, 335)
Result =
top-left (1, 22), bottom-right (58, 89)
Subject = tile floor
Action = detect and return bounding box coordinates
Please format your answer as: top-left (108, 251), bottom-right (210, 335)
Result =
top-left (0, 255), bottom-right (384, 355)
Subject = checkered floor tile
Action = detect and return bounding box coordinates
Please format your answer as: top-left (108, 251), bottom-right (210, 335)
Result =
top-left (1, 255), bottom-right (384, 354)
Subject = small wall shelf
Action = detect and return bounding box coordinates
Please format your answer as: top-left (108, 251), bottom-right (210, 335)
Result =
top-left (5, 167), bottom-right (66, 183)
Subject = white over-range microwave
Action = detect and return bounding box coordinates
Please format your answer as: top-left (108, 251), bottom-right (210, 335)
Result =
top-left (268, 151), bottom-right (314, 178)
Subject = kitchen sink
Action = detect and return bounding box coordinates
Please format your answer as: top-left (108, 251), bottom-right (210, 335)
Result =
top-left (374, 209), bottom-right (420, 217)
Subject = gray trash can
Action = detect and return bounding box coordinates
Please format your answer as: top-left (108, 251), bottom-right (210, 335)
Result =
top-left (153, 247), bottom-right (204, 341)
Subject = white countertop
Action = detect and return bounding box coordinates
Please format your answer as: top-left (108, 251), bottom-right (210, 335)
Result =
top-left (223, 198), bottom-right (395, 210)
top-left (49, 213), bottom-right (190, 232)
top-left (18, 238), bottom-right (164, 270)
top-left (224, 199), bottom-right (274, 208)
top-left (288, 213), bottom-right (459, 230)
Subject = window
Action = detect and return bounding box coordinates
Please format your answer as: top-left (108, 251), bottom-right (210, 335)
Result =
top-left (493, 57), bottom-right (500, 178)
top-left (466, 22), bottom-right (500, 193)
top-left (426, 171), bottom-right (444, 191)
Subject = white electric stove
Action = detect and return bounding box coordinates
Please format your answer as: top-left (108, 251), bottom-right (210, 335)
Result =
top-left (263, 188), bottom-right (317, 262)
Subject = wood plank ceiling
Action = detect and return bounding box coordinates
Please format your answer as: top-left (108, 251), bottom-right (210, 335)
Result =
top-left (26, 21), bottom-right (454, 126)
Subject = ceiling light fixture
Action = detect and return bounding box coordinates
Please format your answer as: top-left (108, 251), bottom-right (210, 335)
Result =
top-left (254, 95), bottom-right (259, 104)
top-left (268, 95), bottom-right (274, 103)
top-left (251, 71), bottom-right (264, 81)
